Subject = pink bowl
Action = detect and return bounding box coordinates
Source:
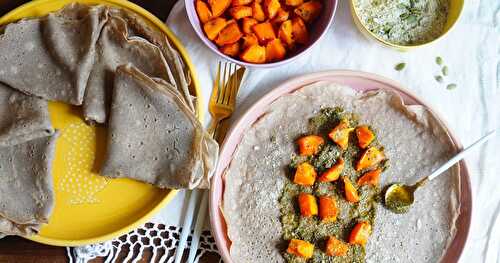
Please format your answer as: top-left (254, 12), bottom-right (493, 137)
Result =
top-left (210, 70), bottom-right (472, 263)
top-left (184, 0), bottom-right (338, 68)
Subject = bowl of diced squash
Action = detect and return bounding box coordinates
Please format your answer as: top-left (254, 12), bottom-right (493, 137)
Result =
top-left (185, 0), bottom-right (337, 67)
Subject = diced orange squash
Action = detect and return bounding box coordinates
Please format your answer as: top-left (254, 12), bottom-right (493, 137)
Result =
top-left (319, 196), bottom-right (338, 222)
top-left (328, 119), bottom-right (354, 150)
top-left (196, 0), bottom-right (212, 23)
top-left (355, 125), bottom-right (375, 149)
top-left (293, 162), bottom-right (316, 186)
top-left (298, 193), bottom-right (318, 217)
top-left (318, 158), bottom-right (344, 182)
top-left (242, 33), bottom-right (259, 49)
top-left (220, 42), bottom-right (240, 57)
top-left (294, 0), bottom-right (322, 23)
top-left (241, 17), bottom-right (258, 34)
top-left (271, 8), bottom-right (289, 25)
top-left (251, 1), bottom-right (266, 21)
top-left (264, 0), bottom-right (281, 19)
top-left (203, 18), bottom-right (228, 40)
top-left (240, 44), bottom-right (266, 63)
top-left (326, 236), bottom-right (349, 256)
top-left (342, 176), bottom-right (359, 203)
top-left (266, 39), bottom-right (286, 62)
top-left (229, 6), bottom-right (253, 19)
top-left (349, 222), bottom-right (372, 246)
top-left (357, 168), bottom-right (382, 186)
top-left (296, 135), bottom-right (324, 156)
top-left (287, 239), bottom-right (315, 259)
top-left (231, 0), bottom-right (253, 6)
top-left (285, 0), bottom-right (304, 7)
top-left (215, 21), bottom-right (243, 46)
top-left (355, 147), bottom-right (385, 171)
top-left (278, 20), bottom-right (294, 47)
top-left (208, 0), bottom-right (232, 17)
top-left (252, 22), bottom-right (276, 44)
top-left (291, 17), bottom-right (309, 44)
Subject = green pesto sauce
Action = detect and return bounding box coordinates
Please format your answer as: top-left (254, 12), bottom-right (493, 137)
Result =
top-left (280, 107), bottom-right (387, 263)
top-left (384, 186), bottom-right (412, 214)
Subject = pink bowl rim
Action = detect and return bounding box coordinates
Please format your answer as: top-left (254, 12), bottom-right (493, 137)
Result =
top-left (184, 0), bottom-right (338, 68)
top-left (209, 70), bottom-right (472, 263)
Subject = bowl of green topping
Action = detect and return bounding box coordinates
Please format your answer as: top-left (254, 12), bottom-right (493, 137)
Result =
top-left (350, 0), bottom-right (464, 50)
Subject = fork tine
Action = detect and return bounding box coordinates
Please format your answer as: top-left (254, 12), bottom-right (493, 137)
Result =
top-left (229, 65), bottom-right (239, 106)
top-left (218, 62), bottom-right (229, 103)
top-left (211, 61), bottom-right (221, 105)
top-left (223, 63), bottom-right (236, 105)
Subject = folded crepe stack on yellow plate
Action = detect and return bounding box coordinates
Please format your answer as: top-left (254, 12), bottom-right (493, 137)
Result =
top-left (0, 3), bottom-right (218, 237)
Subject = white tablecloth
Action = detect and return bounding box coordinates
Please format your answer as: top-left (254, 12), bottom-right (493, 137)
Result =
top-left (164, 0), bottom-right (500, 262)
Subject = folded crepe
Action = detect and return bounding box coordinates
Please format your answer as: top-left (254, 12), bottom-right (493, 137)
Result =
top-left (82, 15), bottom-right (173, 124)
top-left (0, 4), bottom-right (106, 105)
top-left (0, 131), bottom-right (59, 236)
top-left (0, 83), bottom-right (54, 147)
top-left (101, 65), bottom-right (218, 189)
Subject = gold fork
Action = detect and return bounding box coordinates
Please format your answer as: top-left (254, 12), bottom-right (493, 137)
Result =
top-left (207, 61), bottom-right (245, 136)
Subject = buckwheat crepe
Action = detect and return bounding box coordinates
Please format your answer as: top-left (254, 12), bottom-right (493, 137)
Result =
top-left (223, 83), bottom-right (460, 262)
top-left (0, 131), bottom-right (59, 236)
top-left (101, 65), bottom-right (218, 189)
top-left (0, 83), bottom-right (54, 147)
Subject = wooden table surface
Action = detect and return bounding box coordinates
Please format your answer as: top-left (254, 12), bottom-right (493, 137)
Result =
top-left (0, 1), bottom-right (217, 263)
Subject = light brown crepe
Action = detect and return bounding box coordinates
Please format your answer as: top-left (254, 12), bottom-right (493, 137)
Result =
top-left (0, 131), bottom-right (59, 236)
top-left (0, 83), bottom-right (54, 147)
top-left (223, 83), bottom-right (460, 262)
top-left (100, 65), bottom-right (218, 189)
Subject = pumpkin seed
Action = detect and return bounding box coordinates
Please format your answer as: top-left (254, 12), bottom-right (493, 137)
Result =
top-left (395, 63), bottom-right (406, 71)
top-left (435, 56), bottom-right (443, 65)
top-left (446, 83), bottom-right (457, 90)
top-left (434, 75), bottom-right (443, 83)
top-left (442, 66), bottom-right (449, 76)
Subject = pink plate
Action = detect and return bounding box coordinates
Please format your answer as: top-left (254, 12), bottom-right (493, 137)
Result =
top-left (210, 70), bottom-right (472, 263)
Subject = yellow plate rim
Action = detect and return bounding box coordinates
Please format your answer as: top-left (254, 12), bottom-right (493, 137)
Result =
top-left (0, 0), bottom-right (203, 246)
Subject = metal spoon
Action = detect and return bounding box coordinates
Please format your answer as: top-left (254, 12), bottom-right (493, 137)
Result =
top-left (384, 130), bottom-right (496, 214)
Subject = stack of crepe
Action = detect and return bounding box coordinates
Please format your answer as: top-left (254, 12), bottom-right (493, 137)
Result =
top-left (0, 3), bottom-right (218, 237)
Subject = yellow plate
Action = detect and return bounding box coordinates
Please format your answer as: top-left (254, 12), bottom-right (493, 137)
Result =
top-left (0, 0), bottom-right (203, 246)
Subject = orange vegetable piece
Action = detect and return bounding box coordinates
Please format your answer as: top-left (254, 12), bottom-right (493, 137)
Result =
top-left (208, 0), bottom-right (232, 17)
top-left (266, 39), bottom-right (287, 62)
top-left (328, 119), bottom-right (354, 150)
top-left (251, 1), bottom-right (266, 21)
top-left (298, 193), bottom-right (318, 217)
top-left (294, 0), bottom-right (322, 23)
top-left (342, 176), bottom-right (359, 203)
top-left (326, 236), bottom-right (349, 256)
top-left (242, 33), bottom-right (259, 49)
top-left (264, 0), bottom-right (281, 19)
top-left (285, 0), bottom-right (304, 7)
top-left (278, 20), bottom-right (294, 47)
top-left (318, 158), bottom-right (344, 182)
top-left (357, 168), bottom-right (382, 186)
top-left (349, 222), bottom-right (372, 246)
top-left (240, 44), bottom-right (266, 63)
top-left (355, 147), bottom-right (385, 171)
top-left (296, 135), bottom-right (324, 156)
top-left (287, 239), bottom-right (315, 259)
top-left (271, 8), bottom-right (289, 25)
top-left (318, 196), bottom-right (338, 222)
top-left (231, 0), bottom-right (253, 6)
top-left (291, 17), bottom-right (309, 44)
top-left (196, 0), bottom-right (212, 24)
top-left (252, 22), bottom-right (276, 44)
top-left (241, 17), bottom-right (258, 34)
top-left (215, 21), bottom-right (243, 46)
top-left (203, 18), bottom-right (228, 40)
top-left (229, 6), bottom-right (253, 19)
top-left (293, 162), bottom-right (316, 186)
top-left (220, 42), bottom-right (240, 57)
top-left (355, 125), bottom-right (375, 149)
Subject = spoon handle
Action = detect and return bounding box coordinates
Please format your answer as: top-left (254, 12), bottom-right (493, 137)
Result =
top-left (427, 130), bottom-right (496, 181)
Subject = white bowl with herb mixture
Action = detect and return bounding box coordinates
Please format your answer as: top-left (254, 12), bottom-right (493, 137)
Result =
top-left (350, 0), bottom-right (464, 51)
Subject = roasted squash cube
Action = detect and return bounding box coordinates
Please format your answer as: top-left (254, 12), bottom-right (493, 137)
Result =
top-left (215, 21), bottom-right (243, 46)
top-left (240, 44), bottom-right (266, 63)
top-left (229, 6), bottom-right (253, 19)
top-left (203, 17), bottom-right (227, 40)
top-left (298, 193), bottom-right (318, 217)
top-left (220, 42), bottom-right (240, 57)
top-left (251, 1), bottom-right (266, 21)
top-left (196, 0), bottom-right (212, 23)
top-left (278, 20), bottom-right (294, 47)
top-left (291, 17), bottom-right (309, 44)
top-left (294, 0), bottom-right (322, 23)
top-left (326, 236), bottom-right (349, 256)
top-left (208, 0), bottom-right (232, 17)
top-left (241, 17), bottom-right (258, 34)
top-left (296, 135), bottom-right (324, 156)
top-left (349, 222), bottom-right (372, 246)
top-left (271, 8), bottom-right (290, 25)
top-left (357, 168), bottom-right (382, 186)
top-left (342, 176), bottom-right (359, 203)
top-left (319, 196), bottom-right (338, 222)
top-left (355, 147), bottom-right (385, 171)
top-left (252, 22), bottom-right (276, 44)
top-left (242, 33), bottom-right (259, 49)
top-left (266, 39), bottom-right (287, 62)
top-left (287, 239), bottom-right (315, 259)
top-left (293, 162), bottom-right (316, 186)
top-left (328, 119), bottom-right (354, 150)
top-left (285, 0), bottom-right (304, 7)
top-left (355, 125), bottom-right (375, 149)
top-left (264, 0), bottom-right (281, 19)
top-left (232, 0), bottom-right (253, 6)
top-left (318, 158), bottom-right (344, 182)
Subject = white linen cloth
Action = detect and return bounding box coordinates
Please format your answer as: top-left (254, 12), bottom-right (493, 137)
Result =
top-left (166, 0), bottom-right (500, 262)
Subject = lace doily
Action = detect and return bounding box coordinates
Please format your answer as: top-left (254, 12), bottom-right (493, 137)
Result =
top-left (67, 222), bottom-right (222, 263)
